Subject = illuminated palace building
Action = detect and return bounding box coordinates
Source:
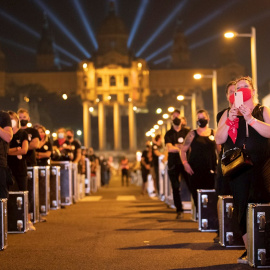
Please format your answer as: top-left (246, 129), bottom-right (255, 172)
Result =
top-left (0, 6), bottom-right (245, 151)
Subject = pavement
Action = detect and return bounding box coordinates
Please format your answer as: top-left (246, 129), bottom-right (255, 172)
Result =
top-left (1, 175), bottom-right (253, 270)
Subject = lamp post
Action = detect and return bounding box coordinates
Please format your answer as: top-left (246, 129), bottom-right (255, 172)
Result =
top-left (193, 71), bottom-right (218, 129)
top-left (224, 27), bottom-right (257, 90)
top-left (177, 93), bottom-right (197, 129)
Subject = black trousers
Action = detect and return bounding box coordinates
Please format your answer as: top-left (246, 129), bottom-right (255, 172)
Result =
top-left (121, 169), bottom-right (129, 186)
top-left (0, 167), bottom-right (8, 199)
top-left (167, 164), bottom-right (185, 213)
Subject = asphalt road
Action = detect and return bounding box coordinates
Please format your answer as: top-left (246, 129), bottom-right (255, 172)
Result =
top-left (1, 175), bottom-right (252, 270)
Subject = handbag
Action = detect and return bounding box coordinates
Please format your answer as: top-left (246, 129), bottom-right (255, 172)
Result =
top-left (221, 121), bottom-right (253, 177)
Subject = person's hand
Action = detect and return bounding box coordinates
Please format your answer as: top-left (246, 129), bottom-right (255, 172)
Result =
top-left (238, 104), bottom-right (252, 122)
top-left (228, 104), bottom-right (239, 121)
top-left (183, 162), bottom-right (194, 175)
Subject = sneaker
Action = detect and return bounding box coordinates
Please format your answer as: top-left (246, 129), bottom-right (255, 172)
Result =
top-left (176, 211), bottom-right (184, 220)
top-left (237, 250), bottom-right (248, 264)
top-left (28, 221), bottom-right (36, 231)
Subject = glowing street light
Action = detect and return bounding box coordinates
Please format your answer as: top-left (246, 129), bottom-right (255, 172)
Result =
top-left (89, 107), bottom-right (94, 112)
top-left (162, 113), bottom-right (169, 119)
top-left (77, 130), bottom-right (82, 136)
top-left (156, 108), bottom-right (162, 114)
top-left (168, 107), bottom-right (174, 113)
top-left (62, 93), bottom-right (68, 100)
top-left (177, 94), bottom-right (197, 129)
top-left (224, 27), bottom-right (257, 90)
top-left (193, 71), bottom-right (218, 129)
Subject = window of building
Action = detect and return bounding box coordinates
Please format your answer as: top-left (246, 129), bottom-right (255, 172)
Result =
top-left (110, 94), bottom-right (117, 102)
top-left (124, 76), bottom-right (129, 86)
top-left (110, 76), bottom-right (116, 86)
top-left (97, 94), bottom-right (103, 102)
top-left (124, 94), bottom-right (130, 103)
top-left (97, 77), bottom-right (102, 86)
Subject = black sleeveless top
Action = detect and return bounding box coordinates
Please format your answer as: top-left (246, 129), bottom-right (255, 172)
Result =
top-left (223, 104), bottom-right (270, 166)
top-left (188, 129), bottom-right (217, 172)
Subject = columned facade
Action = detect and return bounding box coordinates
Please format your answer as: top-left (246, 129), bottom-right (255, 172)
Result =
top-left (113, 102), bottom-right (122, 150)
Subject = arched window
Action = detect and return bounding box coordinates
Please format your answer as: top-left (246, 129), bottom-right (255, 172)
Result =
top-left (97, 77), bottom-right (102, 86)
top-left (124, 76), bottom-right (129, 86)
top-left (110, 76), bottom-right (116, 86)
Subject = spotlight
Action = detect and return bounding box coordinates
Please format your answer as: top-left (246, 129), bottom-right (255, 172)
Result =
top-left (127, 0), bottom-right (149, 48)
top-left (73, 0), bottom-right (98, 50)
top-left (157, 120), bottom-right (163, 125)
top-left (34, 0), bottom-right (91, 58)
top-left (168, 107), bottom-right (174, 113)
top-left (45, 130), bottom-right (50, 135)
top-left (77, 130), bottom-right (82, 136)
top-left (62, 94), bottom-right (68, 100)
top-left (163, 113), bottom-right (169, 119)
top-left (154, 125), bottom-right (159, 130)
top-left (156, 108), bottom-right (162, 114)
top-left (136, 0), bottom-right (188, 57)
top-left (89, 107), bottom-right (94, 112)
top-left (153, 55), bottom-right (171, 65)
top-left (145, 41), bottom-right (173, 62)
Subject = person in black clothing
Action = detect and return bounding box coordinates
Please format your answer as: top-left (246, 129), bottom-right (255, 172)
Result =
top-left (215, 76), bottom-right (270, 264)
top-left (35, 124), bottom-right (52, 166)
top-left (17, 108), bottom-right (40, 166)
top-left (152, 134), bottom-right (163, 195)
top-left (52, 128), bottom-right (72, 161)
top-left (7, 111), bottom-right (28, 191)
top-left (0, 110), bottom-right (13, 199)
top-left (181, 109), bottom-right (219, 213)
top-left (164, 109), bottom-right (190, 219)
top-left (66, 129), bottom-right (81, 165)
top-left (141, 141), bottom-right (151, 195)
top-left (215, 81), bottom-right (235, 197)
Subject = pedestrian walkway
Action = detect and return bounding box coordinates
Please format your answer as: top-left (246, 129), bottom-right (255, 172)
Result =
top-left (1, 175), bottom-right (250, 270)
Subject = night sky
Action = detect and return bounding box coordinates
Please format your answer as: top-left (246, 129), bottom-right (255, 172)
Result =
top-left (1, 0), bottom-right (270, 90)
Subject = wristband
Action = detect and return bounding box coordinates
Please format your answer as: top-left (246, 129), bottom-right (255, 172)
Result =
top-left (182, 160), bottom-right (188, 165)
top-left (248, 118), bottom-right (257, 126)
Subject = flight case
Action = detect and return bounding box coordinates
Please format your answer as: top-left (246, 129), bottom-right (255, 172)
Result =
top-left (27, 166), bottom-right (40, 223)
top-left (218, 195), bottom-right (244, 247)
top-left (8, 191), bottom-right (29, 233)
top-left (50, 166), bottom-right (61, 209)
top-left (51, 161), bottom-right (72, 206)
top-left (38, 166), bottom-right (50, 215)
top-left (247, 203), bottom-right (270, 268)
top-left (0, 199), bottom-right (7, 250)
top-left (197, 189), bottom-right (218, 232)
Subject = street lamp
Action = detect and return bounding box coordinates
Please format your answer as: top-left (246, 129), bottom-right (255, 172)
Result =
top-left (177, 94), bottom-right (197, 129)
top-left (224, 27), bottom-right (257, 90)
top-left (193, 70), bottom-right (218, 129)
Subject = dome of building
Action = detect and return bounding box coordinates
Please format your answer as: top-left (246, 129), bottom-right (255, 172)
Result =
top-left (95, 2), bottom-right (129, 57)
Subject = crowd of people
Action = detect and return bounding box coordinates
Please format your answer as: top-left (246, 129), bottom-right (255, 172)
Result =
top-left (140, 76), bottom-right (270, 264)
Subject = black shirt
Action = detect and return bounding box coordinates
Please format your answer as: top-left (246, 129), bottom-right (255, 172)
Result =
top-left (152, 143), bottom-right (161, 167)
top-left (70, 139), bottom-right (81, 162)
top-left (0, 111), bottom-right (11, 167)
top-left (7, 129), bottom-right (28, 176)
top-left (24, 127), bottom-right (41, 166)
top-left (36, 139), bottom-right (53, 166)
top-left (165, 127), bottom-right (190, 166)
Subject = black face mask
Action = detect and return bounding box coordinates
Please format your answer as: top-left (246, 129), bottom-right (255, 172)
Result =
top-left (20, 120), bottom-right (28, 127)
top-left (172, 118), bottom-right (181, 126)
top-left (67, 135), bottom-right (72, 140)
top-left (197, 119), bottom-right (208, 128)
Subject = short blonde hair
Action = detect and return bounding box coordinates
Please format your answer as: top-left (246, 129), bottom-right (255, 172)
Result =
top-left (17, 108), bottom-right (29, 115)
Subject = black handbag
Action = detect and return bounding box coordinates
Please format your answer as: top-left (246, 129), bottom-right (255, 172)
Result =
top-left (221, 121), bottom-right (253, 177)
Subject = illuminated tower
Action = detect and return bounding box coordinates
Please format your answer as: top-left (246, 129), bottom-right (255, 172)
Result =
top-left (36, 13), bottom-right (60, 71)
top-left (170, 20), bottom-right (191, 68)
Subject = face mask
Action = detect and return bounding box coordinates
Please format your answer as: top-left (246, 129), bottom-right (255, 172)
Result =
top-left (229, 88), bottom-right (252, 104)
top-left (172, 118), bottom-right (181, 126)
top-left (11, 119), bottom-right (17, 128)
top-left (67, 135), bottom-right (72, 140)
top-left (197, 118), bottom-right (208, 128)
top-left (58, 133), bottom-right (65, 139)
top-left (20, 119), bottom-right (28, 127)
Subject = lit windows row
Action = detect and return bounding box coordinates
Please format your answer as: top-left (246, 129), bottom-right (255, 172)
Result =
top-left (96, 94), bottom-right (130, 102)
top-left (97, 76), bottom-right (129, 87)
